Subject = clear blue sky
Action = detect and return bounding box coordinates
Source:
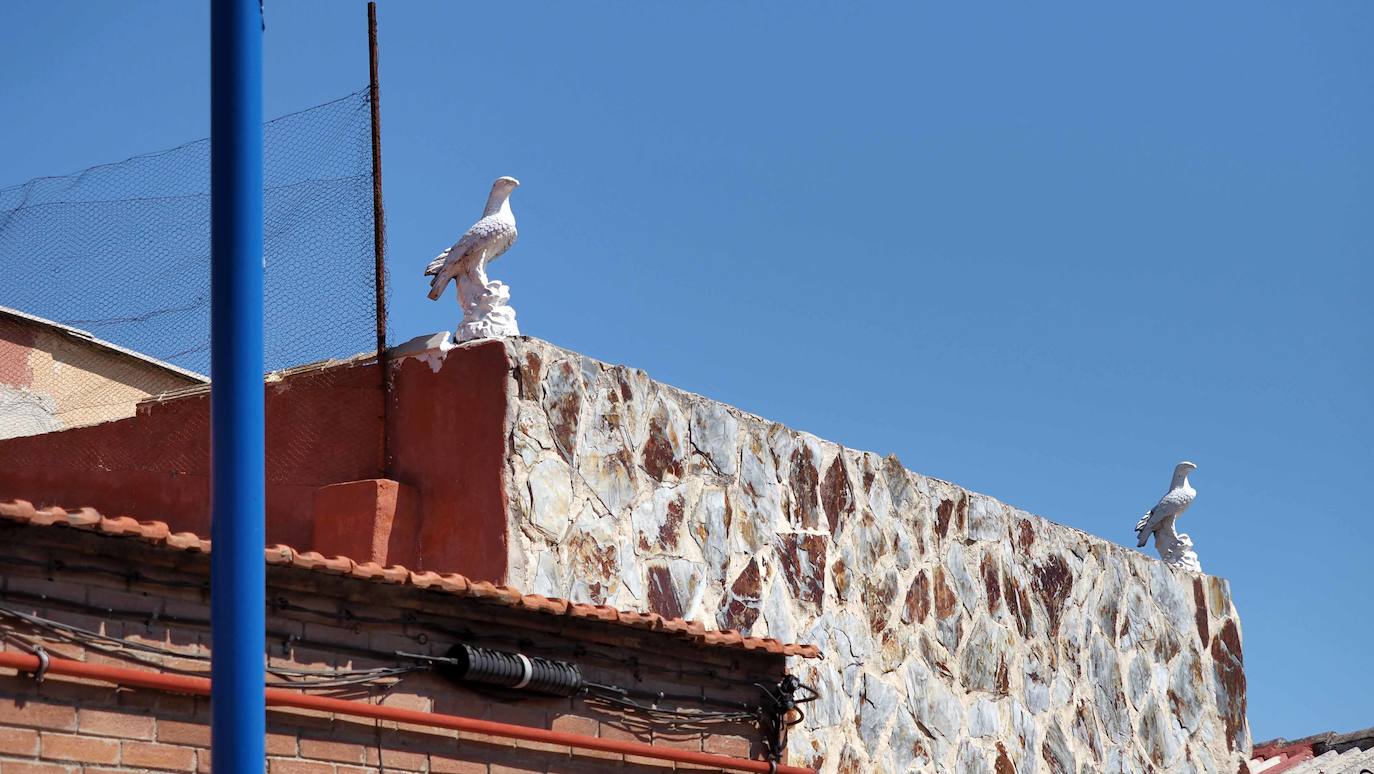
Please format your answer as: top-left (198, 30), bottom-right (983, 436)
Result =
top-left (3, 2), bottom-right (1370, 742)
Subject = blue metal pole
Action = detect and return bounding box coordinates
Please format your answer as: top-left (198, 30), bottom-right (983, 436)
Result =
top-left (210, 0), bottom-right (265, 772)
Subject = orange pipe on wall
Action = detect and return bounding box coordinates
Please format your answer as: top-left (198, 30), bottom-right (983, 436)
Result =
top-left (0, 651), bottom-right (815, 774)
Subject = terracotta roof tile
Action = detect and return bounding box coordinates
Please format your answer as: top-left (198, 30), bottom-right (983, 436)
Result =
top-left (0, 500), bottom-right (820, 659)
top-left (1250, 727), bottom-right (1374, 774)
top-left (167, 532), bottom-right (207, 551)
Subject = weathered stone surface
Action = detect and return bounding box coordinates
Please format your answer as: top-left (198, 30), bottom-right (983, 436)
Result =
top-left (1090, 632), bottom-right (1132, 743)
top-left (1138, 695), bottom-right (1183, 769)
top-left (1034, 553), bottom-right (1074, 636)
top-left (968, 494), bottom-right (1006, 542)
top-left (739, 429), bottom-right (782, 536)
top-left (690, 400), bottom-right (738, 476)
top-left (905, 660), bottom-right (962, 742)
top-left (1210, 618), bottom-right (1248, 753)
top-left (1043, 720), bottom-right (1076, 774)
top-left (777, 532), bottom-right (827, 609)
top-left (788, 440), bottom-right (823, 530)
top-left (1024, 651), bottom-right (1051, 713)
top-left (1170, 645), bottom-right (1206, 732)
top-left (902, 570), bottom-right (930, 625)
top-left (541, 358), bottom-right (583, 462)
top-left (762, 576), bottom-right (797, 644)
top-left (502, 339), bottom-right (1250, 774)
top-left (565, 502), bottom-right (619, 604)
top-left (862, 570), bottom-right (899, 635)
top-left (1071, 700), bottom-right (1102, 764)
top-left (579, 449), bottom-right (636, 516)
top-left (690, 487), bottom-right (731, 582)
top-left (719, 558), bottom-right (763, 632)
top-left (631, 484), bottom-right (685, 554)
top-left (886, 709), bottom-right (930, 773)
top-left (958, 740), bottom-right (994, 774)
top-left (858, 673), bottom-right (898, 752)
top-left (525, 457), bottom-right (573, 540)
top-left (820, 455), bottom-right (855, 535)
top-left (995, 742), bottom-right (1016, 774)
top-left (642, 396), bottom-right (688, 481)
top-left (960, 615), bottom-right (1014, 695)
top-left (1192, 576), bottom-right (1210, 649)
top-left (933, 565), bottom-right (964, 653)
top-left (969, 698), bottom-right (1000, 738)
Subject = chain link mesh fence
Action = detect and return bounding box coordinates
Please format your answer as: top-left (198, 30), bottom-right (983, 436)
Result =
top-left (0, 89), bottom-right (385, 508)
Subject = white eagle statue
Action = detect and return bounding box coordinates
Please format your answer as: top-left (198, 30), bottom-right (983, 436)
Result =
top-left (1134, 461), bottom-right (1201, 572)
top-left (425, 176), bottom-right (521, 342)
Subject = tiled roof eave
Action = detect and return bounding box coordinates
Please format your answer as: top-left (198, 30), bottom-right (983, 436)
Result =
top-left (0, 500), bottom-right (821, 660)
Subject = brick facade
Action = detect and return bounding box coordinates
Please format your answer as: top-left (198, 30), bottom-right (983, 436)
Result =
top-left (0, 523), bottom-right (795, 772)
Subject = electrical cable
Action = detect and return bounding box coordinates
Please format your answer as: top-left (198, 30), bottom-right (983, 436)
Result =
top-left (2, 595), bottom-right (819, 761)
top-left (0, 602), bottom-right (421, 688)
top-left (0, 549), bottom-right (776, 688)
top-left (0, 578), bottom-right (774, 688)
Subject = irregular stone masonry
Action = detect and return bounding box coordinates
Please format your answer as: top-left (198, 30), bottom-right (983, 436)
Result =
top-left (502, 338), bottom-right (1249, 774)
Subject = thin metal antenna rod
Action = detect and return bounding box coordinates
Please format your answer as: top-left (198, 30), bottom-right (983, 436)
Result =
top-left (368, 1), bottom-right (390, 476)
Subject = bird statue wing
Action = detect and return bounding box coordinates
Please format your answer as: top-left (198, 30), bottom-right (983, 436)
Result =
top-left (424, 216), bottom-right (519, 300)
top-left (424, 230), bottom-right (479, 278)
top-left (1135, 489), bottom-right (1191, 547)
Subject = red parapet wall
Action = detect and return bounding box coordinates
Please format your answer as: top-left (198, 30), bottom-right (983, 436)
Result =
top-left (0, 340), bottom-right (515, 582)
top-left (387, 339), bottom-right (511, 579)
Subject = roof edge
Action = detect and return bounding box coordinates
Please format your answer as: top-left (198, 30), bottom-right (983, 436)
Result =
top-left (0, 499), bottom-right (821, 660)
top-left (0, 305), bottom-right (209, 383)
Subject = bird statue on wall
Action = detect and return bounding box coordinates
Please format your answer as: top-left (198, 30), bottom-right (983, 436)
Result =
top-left (425, 176), bottom-right (521, 342)
top-left (1135, 461), bottom-right (1201, 572)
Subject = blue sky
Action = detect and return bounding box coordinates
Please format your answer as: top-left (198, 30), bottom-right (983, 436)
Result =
top-left (2, 2), bottom-right (1370, 741)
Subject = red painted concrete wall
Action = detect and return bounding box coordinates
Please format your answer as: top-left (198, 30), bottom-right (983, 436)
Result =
top-left (0, 359), bottom-right (383, 549)
top-left (387, 340), bottom-right (511, 580)
top-left (0, 342), bottom-right (514, 582)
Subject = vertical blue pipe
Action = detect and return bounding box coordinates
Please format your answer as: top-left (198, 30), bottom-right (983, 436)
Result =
top-left (210, 1), bottom-right (265, 772)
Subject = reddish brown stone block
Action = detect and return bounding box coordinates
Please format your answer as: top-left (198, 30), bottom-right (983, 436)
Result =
top-left (777, 532), bottom-right (827, 608)
top-left (902, 570), bottom-right (931, 625)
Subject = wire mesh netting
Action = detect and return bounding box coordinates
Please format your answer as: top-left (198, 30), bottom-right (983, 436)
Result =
top-left (0, 89), bottom-right (384, 494)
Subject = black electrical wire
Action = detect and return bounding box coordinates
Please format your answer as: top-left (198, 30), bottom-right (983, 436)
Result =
top-left (0, 551), bottom-right (780, 688)
top-left (1, 580), bottom-right (768, 688)
top-left (0, 603), bottom-right (422, 688)
top-left (0, 562), bottom-right (787, 692)
top-left (404, 651), bottom-right (770, 727)
top-left (2, 592), bottom-right (809, 719)
top-left (3, 591), bottom-right (820, 763)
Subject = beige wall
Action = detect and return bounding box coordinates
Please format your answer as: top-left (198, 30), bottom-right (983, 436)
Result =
top-left (0, 318), bottom-right (199, 440)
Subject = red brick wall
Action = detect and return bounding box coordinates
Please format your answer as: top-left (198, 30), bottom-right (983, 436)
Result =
top-left (0, 526), bottom-right (785, 773)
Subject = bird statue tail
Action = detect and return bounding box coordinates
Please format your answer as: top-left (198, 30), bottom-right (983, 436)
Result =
top-left (427, 275), bottom-right (449, 301)
top-left (424, 247), bottom-right (452, 301)
top-left (1134, 511), bottom-right (1152, 547)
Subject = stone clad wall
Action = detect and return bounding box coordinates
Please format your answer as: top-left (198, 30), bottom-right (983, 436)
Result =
top-left (501, 338), bottom-right (1249, 773)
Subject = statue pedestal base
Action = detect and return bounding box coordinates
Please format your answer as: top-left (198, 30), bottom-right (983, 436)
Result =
top-left (456, 279), bottom-right (520, 343)
top-left (1158, 532), bottom-right (1202, 573)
